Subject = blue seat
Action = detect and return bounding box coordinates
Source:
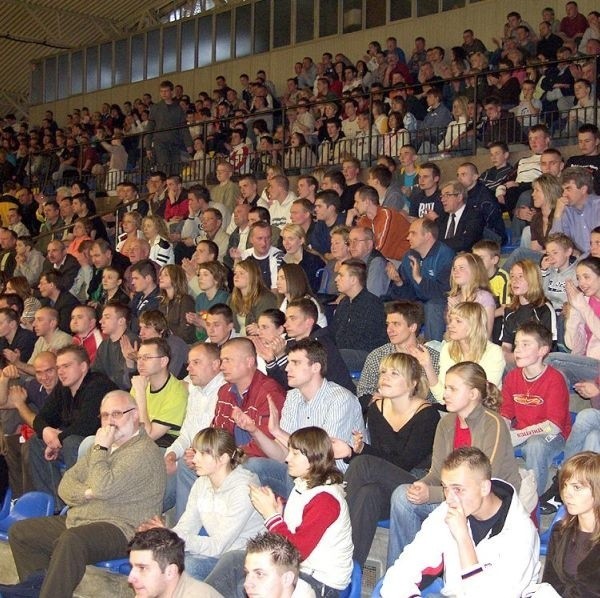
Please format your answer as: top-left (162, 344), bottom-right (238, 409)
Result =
top-left (371, 574), bottom-right (444, 596)
top-left (0, 491), bottom-right (55, 541)
top-left (340, 560), bottom-right (362, 598)
top-left (0, 488), bottom-right (12, 520)
top-left (350, 371), bottom-right (361, 383)
top-left (94, 558), bottom-right (132, 575)
top-left (377, 519), bottom-right (390, 529)
top-left (540, 504), bottom-right (567, 556)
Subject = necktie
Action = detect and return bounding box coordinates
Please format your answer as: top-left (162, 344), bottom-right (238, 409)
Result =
top-left (446, 213), bottom-right (456, 239)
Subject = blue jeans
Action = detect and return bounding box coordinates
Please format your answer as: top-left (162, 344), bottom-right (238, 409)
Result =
top-left (565, 408), bottom-right (600, 457)
top-left (184, 554), bottom-right (219, 581)
top-left (28, 434), bottom-right (83, 509)
top-left (545, 353), bottom-right (600, 387)
top-left (502, 245), bottom-right (542, 274)
top-left (387, 484), bottom-right (437, 568)
top-left (175, 461), bottom-right (199, 521)
top-left (520, 434), bottom-right (565, 495)
top-left (243, 458), bottom-right (294, 498)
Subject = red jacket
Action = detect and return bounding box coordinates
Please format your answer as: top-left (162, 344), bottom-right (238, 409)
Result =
top-left (212, 370), bottom-right (286, 457)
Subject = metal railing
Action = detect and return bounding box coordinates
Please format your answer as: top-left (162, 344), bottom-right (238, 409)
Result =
top-left (23, 53), bottom-right (600, 195)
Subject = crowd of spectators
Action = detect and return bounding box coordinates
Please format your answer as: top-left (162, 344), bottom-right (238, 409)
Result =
top-left (0, 3), bottom-right (599, 598)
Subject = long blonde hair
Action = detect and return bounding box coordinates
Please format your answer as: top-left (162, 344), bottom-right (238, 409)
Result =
top-left (447, 302), bottom-right (488, 362)
top-left (231, 258), bottom-right (269, 316)
top-left (449, 252), bottom-right (491, 301)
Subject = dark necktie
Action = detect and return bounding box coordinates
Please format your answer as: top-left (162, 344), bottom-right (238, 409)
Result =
top-left (446, 213), bottom-right (456, 239)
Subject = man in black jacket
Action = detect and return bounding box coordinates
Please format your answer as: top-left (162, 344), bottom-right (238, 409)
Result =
top-left (42, 240), bottom-right (79, 292)
top-left (28, 345), bottom-right (117, 508)
top-left (437, 180), bottom-right (484, 253)
top-left (262, 298), bottom-right (355, 392)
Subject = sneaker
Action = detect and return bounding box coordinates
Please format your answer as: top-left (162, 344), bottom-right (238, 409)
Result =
top-left (539, 475), bottom-right (560, 504)
top-left (540, 496), bottom-right (562, 516)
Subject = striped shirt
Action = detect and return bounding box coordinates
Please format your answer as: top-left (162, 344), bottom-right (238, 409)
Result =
top-left (280, 379), bottom-right (365, 472)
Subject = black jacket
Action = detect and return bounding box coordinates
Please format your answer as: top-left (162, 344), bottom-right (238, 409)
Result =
top-left (32, 371), bottom-right (118, 442)
top-left (42, 254), bottom-right (80, 291)
top-left (438, 206), bottom-right (484, 253)
top-left (265, 325), bottom-right (355, 393)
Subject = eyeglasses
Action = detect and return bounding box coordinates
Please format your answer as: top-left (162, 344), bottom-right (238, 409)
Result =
top-left (441, 192), bottom-right (460, 198)
top-left (349, 239), bottom-right (368, 245)
top-left (137, 354), bottom-right (165, 362)
top-left (99, 407), bottom-right (136, 420)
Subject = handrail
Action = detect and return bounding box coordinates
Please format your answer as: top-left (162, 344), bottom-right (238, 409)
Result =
top-left (23, 53), bottom-right (600, 193)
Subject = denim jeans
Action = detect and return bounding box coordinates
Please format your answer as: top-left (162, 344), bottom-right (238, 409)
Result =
top-left (564, 408), bottom-right (600, 458)
top-left (502, 245), bottom-right (542, 274)
top-left (243, 458), bottom-right (294, 498)
top-left (28, 434), bottom-right (83, 509)
top-left (387, 484), bottom-right (438, 568)
top-left (520, 434), bottom-right (565, 495)
top-left (204, 550), bottom-right (247, 598)
top-left (545, 353), bottom-right (600, 387)
top-left (184, 554), bottom-right (219, 581)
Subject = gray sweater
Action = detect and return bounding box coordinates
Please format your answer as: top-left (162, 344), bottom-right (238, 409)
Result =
top-left (59, 428), bottom-right (166, 539)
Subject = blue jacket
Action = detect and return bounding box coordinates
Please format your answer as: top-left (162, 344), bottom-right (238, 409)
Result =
top-left (389, 241), bottom-right (455, 302)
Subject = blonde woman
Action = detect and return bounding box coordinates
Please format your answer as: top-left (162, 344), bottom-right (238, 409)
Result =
top-left (409, 301), bottom-right (505, 402)
top-left (281, 223), bottom-right (325, 293)
top-left (438, 96), bottom-right (469, 152)
top-left (143, 214), bottom-right (174, 266)
top-left (116, 210), bottom-right (143, 256)
top-left (228, 258), bottom-right (277, 335)
top-left (447, 252), bottom-right (496, 336)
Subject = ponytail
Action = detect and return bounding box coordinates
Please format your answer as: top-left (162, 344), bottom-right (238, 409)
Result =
top-left (482, 381), bottom-right (502, 412)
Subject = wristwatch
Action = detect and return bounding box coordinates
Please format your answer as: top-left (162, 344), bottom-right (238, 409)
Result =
top-left (92, 444), bottom-right (108, 452)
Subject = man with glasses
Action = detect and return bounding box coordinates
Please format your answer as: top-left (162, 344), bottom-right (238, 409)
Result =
top-left (437, 181), bottom-right (484, 253)
top-left (130, 338), bottom-right (187, 449)
top-left (347, 226), bottom-right (389, 297)
top-left (5, 390), bottom-right (165, 598)
top-left (27, 345), bottom-right (118, 507)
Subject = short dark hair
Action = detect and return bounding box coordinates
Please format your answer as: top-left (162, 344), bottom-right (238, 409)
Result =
top-left (288, 338), bottom-right (328, 378)
top-left (287, 297), bottom-right (318, 323)
top-left (128, 528), bottom-right (185, 574)
top-left (385, 301), bottom-right (424, 329)
top-left (323, 169), bottom-right (345, 190)
top-left (420, 162), bottom-right (441, 179)
top-left (103, 301), bottom-right (131, 324)
top-left (131, 259), bottom-right (158, 283)
top-left (246, 532), bottom-right (301, 575)
top-left (207, 303), bottom-right (233, 324)
top-left (139, 337), bottom-right (171, 365)
top-left (0, 293), bottom-right (24, 316)
top-left (515, 320), bottom-right (553, 350)
top-left (315, 190), bottom-right (340, 212)
top-left (368, 164), bottom-right (392, 188)
top-left (341, 258), bottom-right (367, 288)
top-left (56, 344), bottom-right (90, 366)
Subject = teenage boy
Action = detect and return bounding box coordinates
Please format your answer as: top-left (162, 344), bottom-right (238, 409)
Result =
top-left (479, 142), bottom-right (514, 196)
top-left (472, 240), bottom-right (510, 343)
top-left (501, 321), bottom-right (572, 496)
top-left (381, 447), bottom-right (538, 598)
top-left (565, 123), bottom-right (600, 194)
top-left (541, 233), bottom-right (578, 314)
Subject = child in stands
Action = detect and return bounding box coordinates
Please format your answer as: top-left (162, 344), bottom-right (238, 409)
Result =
top-left (501, 321), bottom-right (571, 496)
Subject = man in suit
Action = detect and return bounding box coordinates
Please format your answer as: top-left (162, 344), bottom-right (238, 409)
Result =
top-left (38, 271), bottom-right (81, 334)
top-left (437, 180), bottom-right (484, 253)
top-left (42, 240), bottom-right (79, 292)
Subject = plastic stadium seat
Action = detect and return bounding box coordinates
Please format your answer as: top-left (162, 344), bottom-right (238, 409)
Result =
top-left (0, 487), bottom-right (12, 520)
top-left (0, 491), bottom-right (55, 541)
top-left (540, 504), bottom-right (567, 557)
top-left (340, 560), bottom-right (362, 598)
top-left (377, 519), bottom-right (390, 529)
top-left (94, 558), bottom-right (132, 575)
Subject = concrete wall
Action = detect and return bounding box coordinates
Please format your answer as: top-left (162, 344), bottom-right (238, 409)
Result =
top-left (30, 0), bottom-right (598, 124)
